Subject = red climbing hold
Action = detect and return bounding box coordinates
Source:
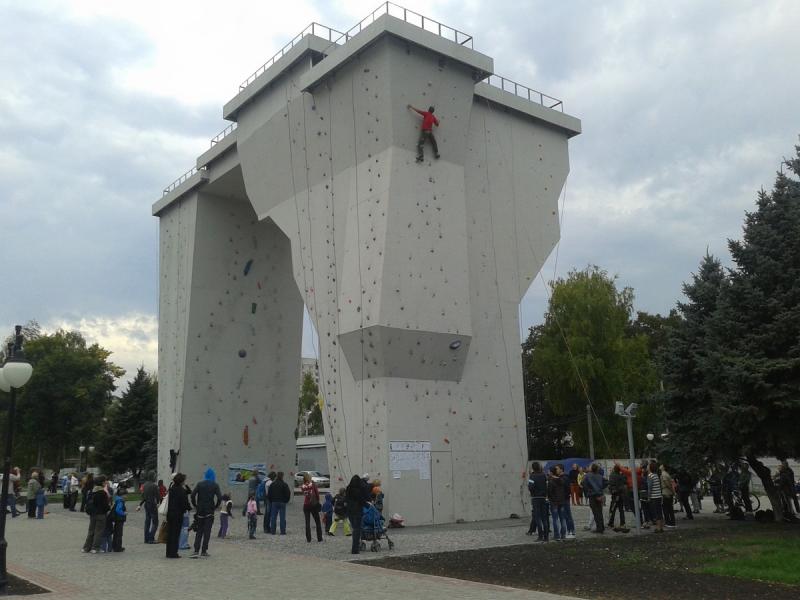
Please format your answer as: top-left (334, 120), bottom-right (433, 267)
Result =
top-left (252, 417), bottom-right (258, 425)
top-left (443, 437), bottom-right (450, 444)
top-left (243, 425), bottom-right (249, 446)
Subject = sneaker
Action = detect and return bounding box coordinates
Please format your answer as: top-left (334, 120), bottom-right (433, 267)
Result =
top-left (89, 550), bottom-right (98, 554)
top-left (189, 552), bottom-right (199, 559)
top-left (416, 157), bottom-right (423, 163)
top-left (665, 524), bottom-right (676, 529)
top-left (620, 528), bottom-right (630, 533)
top-left (328, 531), bottom-right (334, 536)
top-left (435, 154), bottom-right (441, 159)
top-left (201, 552), bottom-right (210, 557)
top-left (566, 532), bottom-right (576, 539)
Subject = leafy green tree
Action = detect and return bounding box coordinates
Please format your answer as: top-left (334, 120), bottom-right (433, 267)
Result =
top-left (96, 367), bottom-right (158, 478)
top-left (297, 371), bottom-right (323, 437)
top-left (5, 329), bottom-right (123, 469)
top-left (532, 266), bottom-right (657, 456)
top-left (522, 325), bottom-right (572, 458)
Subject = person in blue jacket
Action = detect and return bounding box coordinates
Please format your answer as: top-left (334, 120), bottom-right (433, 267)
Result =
top-left (111, 488), bottom-right (127, 552)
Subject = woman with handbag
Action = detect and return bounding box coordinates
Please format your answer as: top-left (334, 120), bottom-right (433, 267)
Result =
top-left (165, 474), bottom-right (190, 558)
top-left (301, 473), bottom-right (323, 542)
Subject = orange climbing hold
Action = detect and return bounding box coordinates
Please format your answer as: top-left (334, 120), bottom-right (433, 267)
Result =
top-left (242, 425), bottom-right (249, 446)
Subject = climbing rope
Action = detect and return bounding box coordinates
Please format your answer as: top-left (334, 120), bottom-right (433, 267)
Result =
top-left (480, 98), bottom-right (529, 512)
top-left (285, 85), bottom-right (350, 476)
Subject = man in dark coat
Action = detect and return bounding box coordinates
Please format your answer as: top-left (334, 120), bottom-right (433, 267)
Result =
top-left (166, 473), bottom-right (191, 558)
top-left (137, 470), bottom-right (160, 543)
top-left (267, 471), bottom-right (292, 535)
top-left (190, 468), bottom-right (222, 558)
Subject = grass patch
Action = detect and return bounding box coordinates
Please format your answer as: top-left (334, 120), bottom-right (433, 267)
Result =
top-left (699, 536), bottom-right (800, 586)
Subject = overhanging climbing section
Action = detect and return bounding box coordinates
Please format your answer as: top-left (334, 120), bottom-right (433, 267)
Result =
top-left (154, 5), bottom-right (580, 521)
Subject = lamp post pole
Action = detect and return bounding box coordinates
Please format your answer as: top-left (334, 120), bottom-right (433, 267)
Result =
top-left (0, 326), bottom-right (34, 592)
top-left (626, 415), bottom-right (642, 536)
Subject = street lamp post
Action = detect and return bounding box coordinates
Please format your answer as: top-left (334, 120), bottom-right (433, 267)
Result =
top-left (615, 402), bottom-right (642, 536)
top-left (78, 446), bottom-right (86, 472)
top-left (87, 446), bottom-right (95, 472)
top-left (0, 326), bottom-right (34, 592)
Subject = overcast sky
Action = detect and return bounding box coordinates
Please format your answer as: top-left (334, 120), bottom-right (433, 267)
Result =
top-left (2, 0), bottom-right (798, 383)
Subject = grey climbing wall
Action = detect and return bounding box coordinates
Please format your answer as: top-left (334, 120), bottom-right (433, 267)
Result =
top-left (157, 191), bottom-right (302, 495)
top-left (155, 13), bottom-right (579, 522)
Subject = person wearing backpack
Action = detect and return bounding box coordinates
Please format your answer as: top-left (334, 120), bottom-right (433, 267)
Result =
top-left (301, 473), bottom-right (323, 543)
top-left (329, 488), bottom-right (351, 536)
top-left (82, 475), bottom-right (110, 553)
top-left (111, 488), bottom-right (127, 552)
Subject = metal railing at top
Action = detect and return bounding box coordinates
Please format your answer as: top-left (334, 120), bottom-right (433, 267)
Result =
top-left (162, 166), bottom-right (205, 196)
top-left (323, 2), bottom-right (473, 55)
top-left (239, 22), bottom-right (346, 91)
top-left (210, 122), bottom-right (237, 147)
top-left (483, 74), bottom-right (564, 112)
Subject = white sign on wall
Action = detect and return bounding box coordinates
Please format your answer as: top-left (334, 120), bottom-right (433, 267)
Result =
top-left (389, 441), bottom-right (431, 480)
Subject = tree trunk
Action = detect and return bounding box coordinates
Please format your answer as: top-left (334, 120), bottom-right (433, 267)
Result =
top-left (747, 455), bottom-right (782, 521)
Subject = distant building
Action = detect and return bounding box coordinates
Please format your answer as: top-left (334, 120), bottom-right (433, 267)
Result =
top-left (300, 357), bottom-right (319, 386)
top-left (296, 435), bottom-right (328, 474)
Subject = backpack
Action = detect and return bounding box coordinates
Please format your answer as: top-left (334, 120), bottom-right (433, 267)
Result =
top-left (113, 497), bottom-right (126, 522)
top-left (256, 480), bottom-right (266, 502)
top-left (85, 491), bottom-right (96, 515)
top-left (333, 494), bottom-right (347, 516)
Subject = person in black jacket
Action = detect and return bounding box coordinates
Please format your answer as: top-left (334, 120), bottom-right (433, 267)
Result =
top-left (81, 475), bottom-right (111, 553)
top-left (166, 473), bottom-right (191, 558)
top-left (189, 468), bottom-right (222, 558)
top-left (527, 462), bottom-right (549, 541)
top-left (346, 475), bottom-right (370, 554)
top-left (267, 471), bottom-right (291, 535)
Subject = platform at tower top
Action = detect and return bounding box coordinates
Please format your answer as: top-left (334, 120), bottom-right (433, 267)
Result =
top-left (154, 1), bottom-right (580, 213)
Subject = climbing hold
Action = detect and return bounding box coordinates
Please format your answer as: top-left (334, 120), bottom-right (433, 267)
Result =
top-left (444, 437), bottom-right (450, 444)
top-left (251, 302), bottom-right (257, 314)
top-left (243, 259), bottom-right (253, 275)
top-left (243, 425), bottom-right (249, 446)
top-left (238, 349), bottom-right (247, 358)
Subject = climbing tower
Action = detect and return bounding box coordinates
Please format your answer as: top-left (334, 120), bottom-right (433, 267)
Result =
top-left (153, 4), bottom-right (580, 523)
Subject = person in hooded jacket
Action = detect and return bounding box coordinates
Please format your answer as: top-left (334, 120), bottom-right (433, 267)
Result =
top-left (346, 475), bottom-right (370, 554)
top-left (82, 475), bottom-right (111, 553)
top-left (166, 473), bottom-right (191, 558)
top-left (190, 468), bottom-right (222, 558)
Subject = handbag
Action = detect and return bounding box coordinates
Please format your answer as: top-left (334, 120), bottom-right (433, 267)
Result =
top-left (156, 521), bottom-right (168, 544)
top-left (158, 493), bottom-right (169, 517)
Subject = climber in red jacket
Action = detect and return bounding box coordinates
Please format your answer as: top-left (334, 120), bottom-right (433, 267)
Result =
top-left (408, 104), bottom-right (440, 162)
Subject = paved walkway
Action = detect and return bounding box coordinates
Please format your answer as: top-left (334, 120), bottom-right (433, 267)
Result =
top-left (6, 503), bottom-right (583, 600)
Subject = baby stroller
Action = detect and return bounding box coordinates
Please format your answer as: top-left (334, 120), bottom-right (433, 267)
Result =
top-left (360, 503), bottom-right (394, 552)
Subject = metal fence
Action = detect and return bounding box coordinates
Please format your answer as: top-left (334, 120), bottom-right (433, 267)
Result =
top-left (239, 22), bottom-right (346, 91)
top-left (162, 166), bottom-right (205, 196)
top-left (483, 74), bottom-right (564, 112)
top-left (323, 1), bottom-right (473, 54)
top-left (210, 122), bottom-right (237, 147)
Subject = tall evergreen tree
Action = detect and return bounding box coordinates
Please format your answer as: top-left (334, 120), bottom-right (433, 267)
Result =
top-left (711, 145), bottom-right (800, 517)
top-left (659, 254), bottom-right (728, 473)
top-left (96, 367), bottom-right (157, 478)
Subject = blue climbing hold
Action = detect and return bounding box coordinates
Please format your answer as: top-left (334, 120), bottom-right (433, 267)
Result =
top-left (244, 259), bottom-right (253, 276)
